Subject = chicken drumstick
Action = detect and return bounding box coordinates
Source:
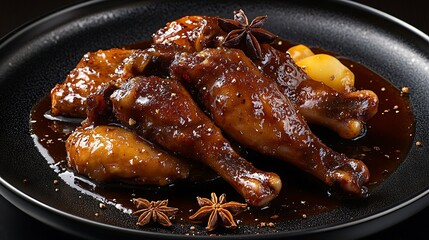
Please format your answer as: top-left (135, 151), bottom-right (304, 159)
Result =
top-left (84, 76), bottom-right (282, 206)
top-left (153, 15), bottom-right (378, 139)
top-left (170, 48), bottom-right (370, 196)
top-left (66, 125), bottom-right (190, 186)
top-left (254, 44), bottom-right (379, 139)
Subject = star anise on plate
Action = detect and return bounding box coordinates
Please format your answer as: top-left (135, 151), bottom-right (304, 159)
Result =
top-left (132, 198), bottom-right (178, 227)
top-left (218, 9), bottom-right (277, 59)
top-left (189, 192), bottom-right (247, 231)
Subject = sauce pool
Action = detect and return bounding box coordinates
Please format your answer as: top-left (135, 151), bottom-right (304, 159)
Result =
top-left (29, 40), bottom-right (415, 226)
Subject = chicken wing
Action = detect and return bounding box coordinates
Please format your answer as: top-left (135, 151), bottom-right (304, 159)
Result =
top-left (84, 76), bottom-right (282, 206)
top-left (66, 125), bottom-right (189, 186)
top-left (170, 48), bottom-right (370, 196)
top-left (51, 48), bottom-right (134, 117)
top-left (50, 48), bottom-right (159, 117)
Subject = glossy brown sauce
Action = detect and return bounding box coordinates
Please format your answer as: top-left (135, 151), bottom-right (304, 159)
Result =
top-left (30, 39), bottom-right (415, 226)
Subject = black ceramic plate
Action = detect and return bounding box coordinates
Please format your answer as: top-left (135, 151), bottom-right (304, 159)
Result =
top-left (1, 0), bottom-right (429, 239)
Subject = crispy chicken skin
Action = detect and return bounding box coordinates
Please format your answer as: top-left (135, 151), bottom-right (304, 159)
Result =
top-left (66, 125), bottom-right (189, 186)
top-left (255, 44), bottom-right (379, 139)
top-left (84, 76), bottom-right (282, 206)
top-left (170, 48), bottom-right (370, 196)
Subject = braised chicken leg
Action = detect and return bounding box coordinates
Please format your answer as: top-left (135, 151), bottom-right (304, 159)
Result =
top-left (153, 15), bottom-right (378, 139)
top-left (170, 48), bottom-right (370, 196)
top-left (66, 125), bottom-right (189, 186)
top-left (84, 76), bottom-right (282, 206)
top-left (254, 44), bottom-right (379, 139)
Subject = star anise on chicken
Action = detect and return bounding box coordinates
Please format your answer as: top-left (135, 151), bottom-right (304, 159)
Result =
top-left (218, 9), bottom-right (277, 59)
top-left (189, 192), bottom-right (247, 231)
top-left (132, 198), bottom-right (178, 227)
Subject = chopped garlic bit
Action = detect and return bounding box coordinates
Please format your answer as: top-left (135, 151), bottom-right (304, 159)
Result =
top-left (128, 118), bottom-right (137, 126)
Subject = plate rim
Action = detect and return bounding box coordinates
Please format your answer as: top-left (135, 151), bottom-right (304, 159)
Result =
top-left (1, 0), bottom-right (429, 239)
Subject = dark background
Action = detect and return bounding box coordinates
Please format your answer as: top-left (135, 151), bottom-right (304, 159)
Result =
top-left (1, 0), bottom-right (428, 239)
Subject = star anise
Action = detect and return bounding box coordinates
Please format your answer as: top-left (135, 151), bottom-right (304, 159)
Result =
top-left (218, 9), bottom-right (277, 59)
top-left (189, 192), bottom-right (247, 231)
top-left (132, 198), bottom-right (178, 227)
